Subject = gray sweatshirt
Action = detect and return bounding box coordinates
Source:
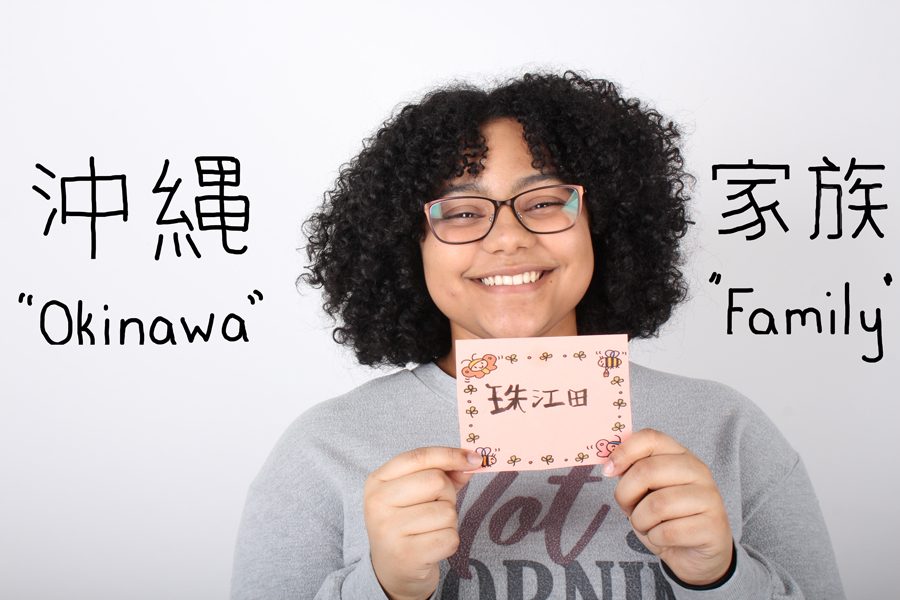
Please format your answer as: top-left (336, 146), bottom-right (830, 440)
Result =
top-left (231, 362), bottom-right (844, 599)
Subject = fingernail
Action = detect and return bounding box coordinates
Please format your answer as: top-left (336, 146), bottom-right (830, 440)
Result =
top-left (602, 460), bottom-right (615, 477)
top-left (467, 452), bottom-right (483, 466)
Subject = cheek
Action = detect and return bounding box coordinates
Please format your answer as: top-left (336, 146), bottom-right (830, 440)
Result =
top-left (560, 224), bottom-right (595, 287)
top-left (420, 238), bottom-right (468, 303)
top-left (422, 238), bottom-right (470, 277)
top-left (419, 239), bottom-right (441, 290)
top-left (576, 227), bottom-right (596, 281)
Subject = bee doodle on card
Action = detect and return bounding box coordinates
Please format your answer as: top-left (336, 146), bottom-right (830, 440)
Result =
top-left (460, 353), bottom-right (498, 380)
top-left (597, 349), bottom-right (623, 377)
top-left (476, 447), bottom-right (498, 468)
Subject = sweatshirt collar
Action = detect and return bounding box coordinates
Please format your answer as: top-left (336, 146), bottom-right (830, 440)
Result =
top-left (411, 361), bottom-right (456, 403)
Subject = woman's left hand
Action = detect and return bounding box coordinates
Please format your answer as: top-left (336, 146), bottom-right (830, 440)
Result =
top-left (603, 428), bottom-right (734, 586)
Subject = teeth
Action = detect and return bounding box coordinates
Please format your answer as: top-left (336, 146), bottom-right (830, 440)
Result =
top-left (481, 271), bottom-right (543, 286)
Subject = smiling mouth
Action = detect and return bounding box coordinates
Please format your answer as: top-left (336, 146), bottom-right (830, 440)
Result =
top-left (479, 270), bottom-right (546, 287)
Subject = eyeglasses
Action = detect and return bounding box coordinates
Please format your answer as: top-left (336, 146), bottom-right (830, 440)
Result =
top-left (423, 184), bottom-right (584, 244)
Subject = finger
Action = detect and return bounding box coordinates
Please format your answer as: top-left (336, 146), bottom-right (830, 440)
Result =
top-left (627, 484), bottom-right (709, 535)
top-left (406, 527), bottom-right (461, 564)
top-left (603, 428), bottom-right (687, 477)
top-left (447, 469), bottom-right (475, 491)
top-left (643, 512), bottom-right (723, 551)
top-left (393, 500), bottom-right (458, 536)
top-left (373, 447), bottom-right (482, 482)
top-left (373, 468), bottom-right (458, 507)
top-left (613, 454), bottom-right (709, 515)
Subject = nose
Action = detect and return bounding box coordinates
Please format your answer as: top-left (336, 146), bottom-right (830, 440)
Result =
top-left (481, 202), bottom-right (534, 252)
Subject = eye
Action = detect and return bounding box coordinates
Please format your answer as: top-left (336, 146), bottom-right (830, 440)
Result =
top-left (443, 205), bottom-right (488, 219)
top-left (445, 210), bottom-right (481, 219)
top-left (430, 198), bottom-right (491, 223)
top-left (528, 198), bottom-right (565, 211)
top-left (522, 196), bottom-right (565, 211)
top-left (519, 192), bottom-right (569, 213)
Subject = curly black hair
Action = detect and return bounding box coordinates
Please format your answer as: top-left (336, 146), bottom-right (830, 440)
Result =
top-left (301, 71), bottom-right (691, 367)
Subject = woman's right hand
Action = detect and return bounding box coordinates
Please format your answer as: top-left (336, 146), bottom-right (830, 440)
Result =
top-left (364, 447), bottom-right (482, 600)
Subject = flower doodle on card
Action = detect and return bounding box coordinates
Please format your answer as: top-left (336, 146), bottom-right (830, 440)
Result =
top-left (461, 353), bottom-right (498, 380)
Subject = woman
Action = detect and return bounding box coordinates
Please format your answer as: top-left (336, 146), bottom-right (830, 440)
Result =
top-left (232, 72), bottom-right (844, 599)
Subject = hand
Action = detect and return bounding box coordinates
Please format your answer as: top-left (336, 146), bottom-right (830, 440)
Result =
top-left (603, 429), bottom-right (734, 586)
top-left (364, 447), bottom-right (482, 600)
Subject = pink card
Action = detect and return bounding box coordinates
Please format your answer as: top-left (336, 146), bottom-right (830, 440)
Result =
top-left (456, 334), bottom-right (632, 472)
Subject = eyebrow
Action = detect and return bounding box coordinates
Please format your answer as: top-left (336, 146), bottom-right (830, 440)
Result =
top-left (440, 173), bottom-right (560, 197)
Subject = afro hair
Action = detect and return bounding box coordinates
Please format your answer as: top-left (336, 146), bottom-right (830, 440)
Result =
top-left (301, 71), bottom-right (691, 367)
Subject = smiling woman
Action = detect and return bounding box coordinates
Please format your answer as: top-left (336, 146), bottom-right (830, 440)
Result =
top-left (231, 72), bottom-right (844, 600)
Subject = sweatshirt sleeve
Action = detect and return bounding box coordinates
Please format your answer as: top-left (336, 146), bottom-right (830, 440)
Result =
top-left (657, 388), bottom-right (846, 600)
top-left (230, 410), bottom-right (389, 600)
top-left (661, 455), bottom-right (844, 599)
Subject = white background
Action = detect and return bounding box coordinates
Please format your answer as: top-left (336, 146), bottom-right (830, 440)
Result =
top-left (2, 1), bottom-right (897, 598)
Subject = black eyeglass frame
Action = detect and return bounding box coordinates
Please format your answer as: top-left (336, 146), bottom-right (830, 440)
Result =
top-left (423, 183), bottom-right (585, 245)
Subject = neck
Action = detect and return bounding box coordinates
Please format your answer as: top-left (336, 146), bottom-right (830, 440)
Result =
top-left (436, 351), bottom-right (456, 378)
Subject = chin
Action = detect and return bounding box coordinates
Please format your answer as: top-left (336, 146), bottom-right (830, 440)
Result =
top-left (480, 320), bottom-right (558, 340)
